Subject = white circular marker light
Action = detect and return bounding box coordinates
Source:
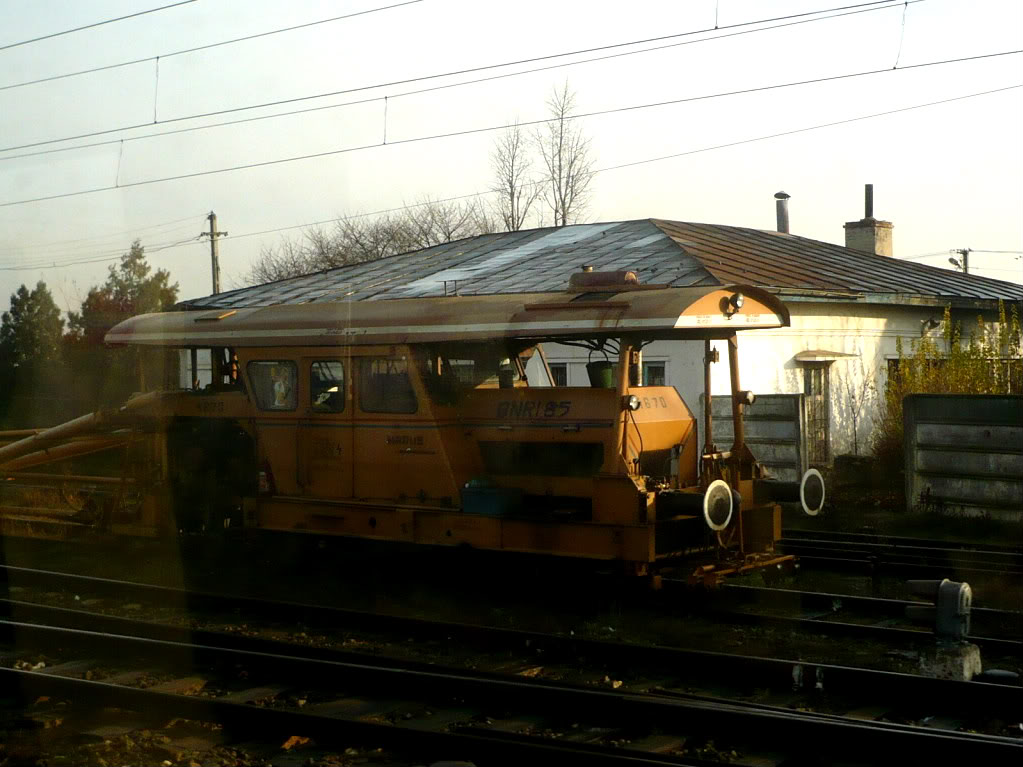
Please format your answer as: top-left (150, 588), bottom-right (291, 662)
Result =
top-left (624, 394), bottom-right (641, 411)
top-left (799, 468), bottom-right (826, 516)
top-left (703, 479), bottom-right (734, 531)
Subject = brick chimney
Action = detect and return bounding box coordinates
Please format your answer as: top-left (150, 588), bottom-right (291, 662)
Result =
top-left (844, 183), bottom-right (893, 257)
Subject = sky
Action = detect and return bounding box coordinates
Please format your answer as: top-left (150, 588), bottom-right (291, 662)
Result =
top-left (0, 0), bottom-right (1021, 314)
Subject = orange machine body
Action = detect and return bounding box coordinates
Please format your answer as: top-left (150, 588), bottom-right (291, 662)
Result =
top-left (0, 281), bottom-right (801, 582)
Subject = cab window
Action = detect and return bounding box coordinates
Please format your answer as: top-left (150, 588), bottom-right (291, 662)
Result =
top-left (248, 360), bottom-right (297, 411)
top-left (359, 357), bottom-right (417, 414)
top-left (310, 360), bottom-right (344, 412)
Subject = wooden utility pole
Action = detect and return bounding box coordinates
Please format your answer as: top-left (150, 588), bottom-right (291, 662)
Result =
top-left (201, 211), bottom-right (228, 294)
top-left (957, 248), bottom-right (971, 275)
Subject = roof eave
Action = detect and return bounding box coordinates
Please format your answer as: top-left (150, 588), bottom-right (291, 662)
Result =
top-left (774, 288), bottom-right (1017, 311)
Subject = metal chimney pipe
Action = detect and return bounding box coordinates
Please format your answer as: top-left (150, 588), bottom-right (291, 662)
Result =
top-left (865, 184), bottom-right (874, 218)
top-left (775, 191), bottom-right (791, 233)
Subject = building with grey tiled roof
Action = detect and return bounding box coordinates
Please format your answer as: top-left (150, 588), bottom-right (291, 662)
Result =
top-left (181, 218), bottom-right (1022, 310)
top-left (179, 209), bottom-right (1021, 466)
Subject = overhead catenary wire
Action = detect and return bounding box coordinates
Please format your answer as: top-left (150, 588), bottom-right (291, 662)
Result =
top-left (0, 0), bottom-right (423, 93)
top-left (0, 0), bottom-right (919, 158)
top-left (0, 51), bottom-right (1018, 211)
top-left (225, 84), bottom-right (1023, 242)
top-left (6, 81), bottom-right (1015, 272)
top-left (0, 0), bottom-right (197, 52)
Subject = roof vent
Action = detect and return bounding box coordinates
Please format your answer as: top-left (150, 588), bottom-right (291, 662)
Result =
top-left (775, 191), bottom-right (791, 234)
top-left (569, 270), bottom-right (639, 289)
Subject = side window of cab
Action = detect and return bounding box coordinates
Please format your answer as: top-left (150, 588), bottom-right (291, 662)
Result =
top-left (247, 361), bottom-right (297, 410)
top-left (310, 360), bottom-right (344, 412)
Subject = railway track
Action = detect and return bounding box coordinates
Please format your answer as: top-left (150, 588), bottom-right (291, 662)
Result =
top-left (2, 565), bottom-right (1022, 728)
top-left (5, 562), bottom-right (1022, 659)
top-left (779, 528), bottom-right (1023, 580)
top-left (705, 584), bottom-right (1023, 655)
top-left (784, 529), bottom-right (1023, 555)
top-left (3, 598), bottom-right (1021, 766)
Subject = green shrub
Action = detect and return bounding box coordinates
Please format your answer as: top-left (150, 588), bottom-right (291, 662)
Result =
top-left (871, 301), bottom-right (1021, 490)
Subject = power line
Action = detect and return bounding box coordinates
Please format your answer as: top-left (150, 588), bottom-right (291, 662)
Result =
top-left (220, 83), bottom-right (1023, 243)
top-left (0, 0), bottom-right (423, 92)
top-left (0, 223), bottom-right (203, 266)
top-left (0, 235), bottom-right (205, 272)
top-left (0, 1), bottom-right (197, 52)
top-left (0, 214), bottom-right (205, 255)
top-left (4, 81), bottom-right (1015, 273)
top-left (590, 83), bottom-right (1022, 174)
top-left (1, 52), bottom-right (1019, 211)
top-left (3, 80), bottom-right (1017, 269)
top-left (0, 0), bottom-right (916, 157)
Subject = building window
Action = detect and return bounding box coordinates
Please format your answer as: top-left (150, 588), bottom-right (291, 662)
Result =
top-left (310, 360), bottom-right (344, 412)
top-left (642, 361), bottom-right (666, 386)
top-left (248, 361), bottom-right (297, 411)
top-left (359, 357), bottom-right (417, 414)
top-left (549, 363), bottom-right (568, 387)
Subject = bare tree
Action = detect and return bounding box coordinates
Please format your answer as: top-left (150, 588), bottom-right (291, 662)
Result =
top-left (490, 122), bottom-right (541, 231)
top-left (402, 195), bottom-right (497, 249)
top-left (239, 197), bottom-right (496, 286)
top-left (243, 238), bottom-right (319, 286)
top-left (534, 82), bottom-right (594, 227)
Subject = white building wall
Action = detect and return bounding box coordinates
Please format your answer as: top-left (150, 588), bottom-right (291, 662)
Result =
top-left (533, 300), bottom-right (966, 462)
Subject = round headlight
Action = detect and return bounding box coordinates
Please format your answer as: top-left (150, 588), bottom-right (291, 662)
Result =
top-left (729, 292), bottom-right (745, 311)
top-left (624, 394), bottom-right (641, 411)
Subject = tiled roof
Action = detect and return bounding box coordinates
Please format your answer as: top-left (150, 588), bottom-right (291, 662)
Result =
top-left (180, 219), bottom-right (1023, 309)
top-left (652, 221), bottom-right (1022, 302)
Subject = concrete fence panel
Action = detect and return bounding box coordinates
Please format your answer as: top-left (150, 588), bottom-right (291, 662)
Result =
top-left (706, 394), bottom-right (806, 482)
top-left (903, 394), bottom-right (1023, 520)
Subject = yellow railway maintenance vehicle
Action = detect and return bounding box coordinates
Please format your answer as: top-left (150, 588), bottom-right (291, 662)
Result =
top-left (0, 272), bottom-right (823, 585)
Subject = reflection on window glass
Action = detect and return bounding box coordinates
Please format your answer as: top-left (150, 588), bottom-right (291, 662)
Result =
top-left (248, 361), bottom-right (297, 410)
top-left (448, 359), bottom-right (478, 384)
top-left (549, 363), bottom-right (568, 387)
top-left (360, 358), bottom-right (417, 413)
top-left (642, 361), bottom-right (666, 386)
top-left (311, 360), bottom-right (344, 412)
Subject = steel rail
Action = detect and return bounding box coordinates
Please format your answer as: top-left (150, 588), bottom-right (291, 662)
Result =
top-left (4, 561), bottom-right (1021, 669)
top-left (1, 589), bottom-right (1020, 713)
top-left (700, 604), bottom-right (1022, 654)
top-left (7, 560), bottom-right (1017, 641)
top-left (778, 543), bottom-right (1023, 579)
top-left (780, 539), bottom-right (1023, 570)
top-left (782, 528), bottom-right (1023, 556)
top-left (2, 620), bottom-right (1019, 763)
top-left (715, 584), bottom-right (1023, 642)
